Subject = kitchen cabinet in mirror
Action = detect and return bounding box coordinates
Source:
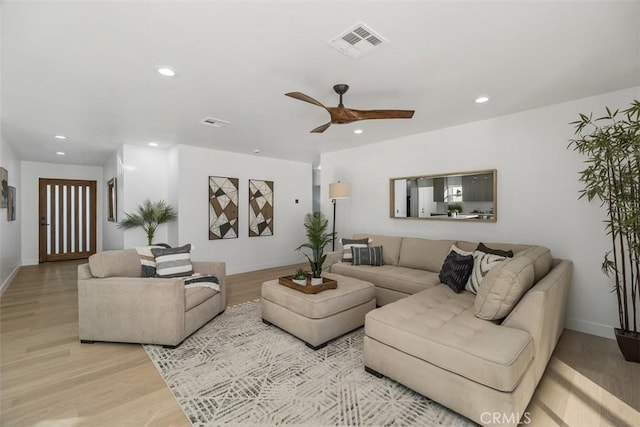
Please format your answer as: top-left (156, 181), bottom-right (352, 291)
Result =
top-left (389, 169), bottom-right (497, 222)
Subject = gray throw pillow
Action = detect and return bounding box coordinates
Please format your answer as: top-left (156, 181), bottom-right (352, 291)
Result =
top-left (351, 246), bottom-right (383, 266)
top-left (151, 244), bottom-right (193, 278)
top-left (341, 238), bottom-right (370, 263)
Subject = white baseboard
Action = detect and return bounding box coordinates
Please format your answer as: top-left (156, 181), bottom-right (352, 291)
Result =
top-left (0, 264), bottom-right (22, 296)
top-left (565, 317), bottom-right (615, 339)
top-left (22, 259), bottom-right (38, 266)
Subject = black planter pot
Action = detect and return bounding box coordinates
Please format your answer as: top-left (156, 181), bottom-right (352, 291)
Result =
top-left (614, 328), bottom-right (640, 363)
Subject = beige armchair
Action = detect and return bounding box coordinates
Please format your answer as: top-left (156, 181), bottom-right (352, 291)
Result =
top-left (77, 249), bottom-right (226, 347)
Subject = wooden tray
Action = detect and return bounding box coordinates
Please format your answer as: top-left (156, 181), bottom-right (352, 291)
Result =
top-left (278, 276), bottom-right (337, 294)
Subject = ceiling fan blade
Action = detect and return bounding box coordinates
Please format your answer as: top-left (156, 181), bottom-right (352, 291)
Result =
top-left (349, 109), bottom-right (415, 120)
top-left (310, 122), bottom-right (331, 133)
top-left (285, 92), bottom-right (327, 109)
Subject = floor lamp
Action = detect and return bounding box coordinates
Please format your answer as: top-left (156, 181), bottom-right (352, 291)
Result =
top-left (329, 182), bottom-right (351, 251)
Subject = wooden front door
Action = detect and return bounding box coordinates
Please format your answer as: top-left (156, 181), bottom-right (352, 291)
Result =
top-left (38, 178), bottom-right (97, 263)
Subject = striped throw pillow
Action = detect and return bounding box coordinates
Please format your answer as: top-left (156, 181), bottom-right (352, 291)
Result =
top-left (465, 250), bottom-right (506, 294)
top-left (341, 238), bottom-right (371, 263)
top-left (351, 246), bottom-right (383, 266)
top-left (151, 244), bottom-right (193, 278)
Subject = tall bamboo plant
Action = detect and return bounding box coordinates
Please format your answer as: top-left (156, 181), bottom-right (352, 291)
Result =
top-left (569, 100), bottom-right (640, 334)
top-left (296, 212), bottom-right (336, 278)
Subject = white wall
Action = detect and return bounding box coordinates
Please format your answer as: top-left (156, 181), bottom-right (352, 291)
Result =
top-left (321, 86), bottom-right (640, 339)
top-left (0, 139), bottom-right (22, 293)
top-left (174, 145), bottom-right (312, 274)
top-left (20, 161), bottom-right (103, 265)
top-left (166, 146), bottom-right (180, 246)
top-left (102, 146), bottom-right (124, 250)
top-left (120, 145), bottom-right (170, 247)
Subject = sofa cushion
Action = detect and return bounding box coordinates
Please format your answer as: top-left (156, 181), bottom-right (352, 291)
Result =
top-left (340, 238), bottom-right (370, 263)
top-left (398, 238), bottom-right (456, 272)
top-left (439, 251), bottom-right (474, 293)
top-left (474, 255), bottom-right (535, 320)
top-left (465, 251), bottom-right (507, 294)
top-left (352, 246), bottom-right (383, 266)
top-left (354, 234), bottom-right (403, 266)
top-left (365, 286), bottom-right (534, 392)
top-left (473, 246), bottom-right (553, 320)
top-left (520, 245), bottom-right (553, 282)
top-left (331, 262), bottom-right (440, 295)
top-left (152, 244), bottom-right (194, 278)
top-left (88, 249), bottom-right (142, 278)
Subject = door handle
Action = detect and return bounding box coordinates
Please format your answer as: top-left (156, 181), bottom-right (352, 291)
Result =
top-left (40, 217), bottom-right (50, 226)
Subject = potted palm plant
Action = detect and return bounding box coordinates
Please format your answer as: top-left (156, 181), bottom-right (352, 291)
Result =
top-left (296, 212), bottom-right (336, 285)
top-left (569, 100), bottom-right (640, 362)
top-left (118, 199), bottom-right (178, 245)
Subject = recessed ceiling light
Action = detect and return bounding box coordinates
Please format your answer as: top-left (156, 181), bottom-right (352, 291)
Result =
top-left (157, 67), bottom-right (176, 77)
top-left (253, 149), bottom-right (261, 154)
top-left (56, 151), bottom-right (66, 156)
top-left (475, 96), bottom-right (490, 104)
top-left (148, 142), bottom-right (159, 147)
top-left (353, 129), bottom-right (364, 134)
top-left (54, 135), bottom-right (67, 139)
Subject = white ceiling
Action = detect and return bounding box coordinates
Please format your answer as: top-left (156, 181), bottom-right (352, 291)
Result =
top-left (2, 0), bottom-right (639, 166)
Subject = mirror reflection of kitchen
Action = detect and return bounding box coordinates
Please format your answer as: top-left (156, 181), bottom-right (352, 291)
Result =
top-left (391, 170), bottom-right (496, 221)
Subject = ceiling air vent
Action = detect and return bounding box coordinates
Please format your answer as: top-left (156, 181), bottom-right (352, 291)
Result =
top-left (199, 117), bottom-right (230, 128)
top-left (327, 21), bottom-right (388, 59)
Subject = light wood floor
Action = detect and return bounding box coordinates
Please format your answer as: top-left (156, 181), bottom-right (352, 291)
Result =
top-left (1, 261), bottom-right (639, 426)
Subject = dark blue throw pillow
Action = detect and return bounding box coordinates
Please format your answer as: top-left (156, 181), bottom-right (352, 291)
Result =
top-left (439, 251), bottom-right (474, 293)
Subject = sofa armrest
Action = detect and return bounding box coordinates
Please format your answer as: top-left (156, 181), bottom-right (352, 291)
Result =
top-left (192, 261), bottom-right (226, 309)
top-left (77, 277), bottom-right (186, 345)
top-left (501, 258), bottom-right (573, 380)
top-left (324, 251), bottom-right (343, 272)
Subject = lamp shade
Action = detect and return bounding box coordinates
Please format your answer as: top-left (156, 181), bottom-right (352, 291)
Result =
top-left (329, 182), bottom-right (350, 200)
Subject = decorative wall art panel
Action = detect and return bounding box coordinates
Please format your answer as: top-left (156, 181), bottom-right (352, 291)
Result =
top-left (7, 186), bottom-right (16, 221)
top-left (249, 179), bottom-right (273, 237)
top-left (0, 167), bottom-right (8, 208)
top-left (209, 176), bottom-right (239, 240)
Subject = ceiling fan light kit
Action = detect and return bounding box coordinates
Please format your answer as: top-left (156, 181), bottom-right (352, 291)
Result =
top-left (285, 84), bottom-right (414, 133)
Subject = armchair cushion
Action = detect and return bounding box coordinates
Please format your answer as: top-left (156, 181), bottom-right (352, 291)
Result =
top-left (88, 249), bottom-right (142, 278)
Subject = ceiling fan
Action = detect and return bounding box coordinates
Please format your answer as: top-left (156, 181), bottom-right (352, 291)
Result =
top-left (285, 84), bottom-right (415, 133)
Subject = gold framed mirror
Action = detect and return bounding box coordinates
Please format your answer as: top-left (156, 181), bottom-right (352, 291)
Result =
top-left (389, 169), bottom-right (497, 222)
top-left (107, 177), bottom-right (117, 222)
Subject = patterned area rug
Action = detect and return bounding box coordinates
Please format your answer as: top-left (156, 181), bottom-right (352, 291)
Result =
top-left (144, 301), bottom-right (475, 426)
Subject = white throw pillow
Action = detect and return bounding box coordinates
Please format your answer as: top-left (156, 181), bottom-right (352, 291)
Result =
top-left (465, 250), bottom-right (506, 294)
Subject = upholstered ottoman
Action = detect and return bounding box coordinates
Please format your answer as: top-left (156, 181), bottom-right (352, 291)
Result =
top-left (261, 273), bottom-right (376, 349)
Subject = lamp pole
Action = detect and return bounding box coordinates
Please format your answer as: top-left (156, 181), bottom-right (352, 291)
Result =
top-left (332, 198), bottom-right (337, 251)
top-left (328, 181), bottom-right (350, 252)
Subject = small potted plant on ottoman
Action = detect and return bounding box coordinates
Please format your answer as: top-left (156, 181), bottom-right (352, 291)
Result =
top-left (292, 268), bottom-right (308, 286)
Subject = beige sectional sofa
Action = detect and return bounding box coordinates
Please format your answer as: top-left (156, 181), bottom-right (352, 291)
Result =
top-left (327, 234), bottom-right (572, 427)
top-left (78, 248), bottom-right (226, 347)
